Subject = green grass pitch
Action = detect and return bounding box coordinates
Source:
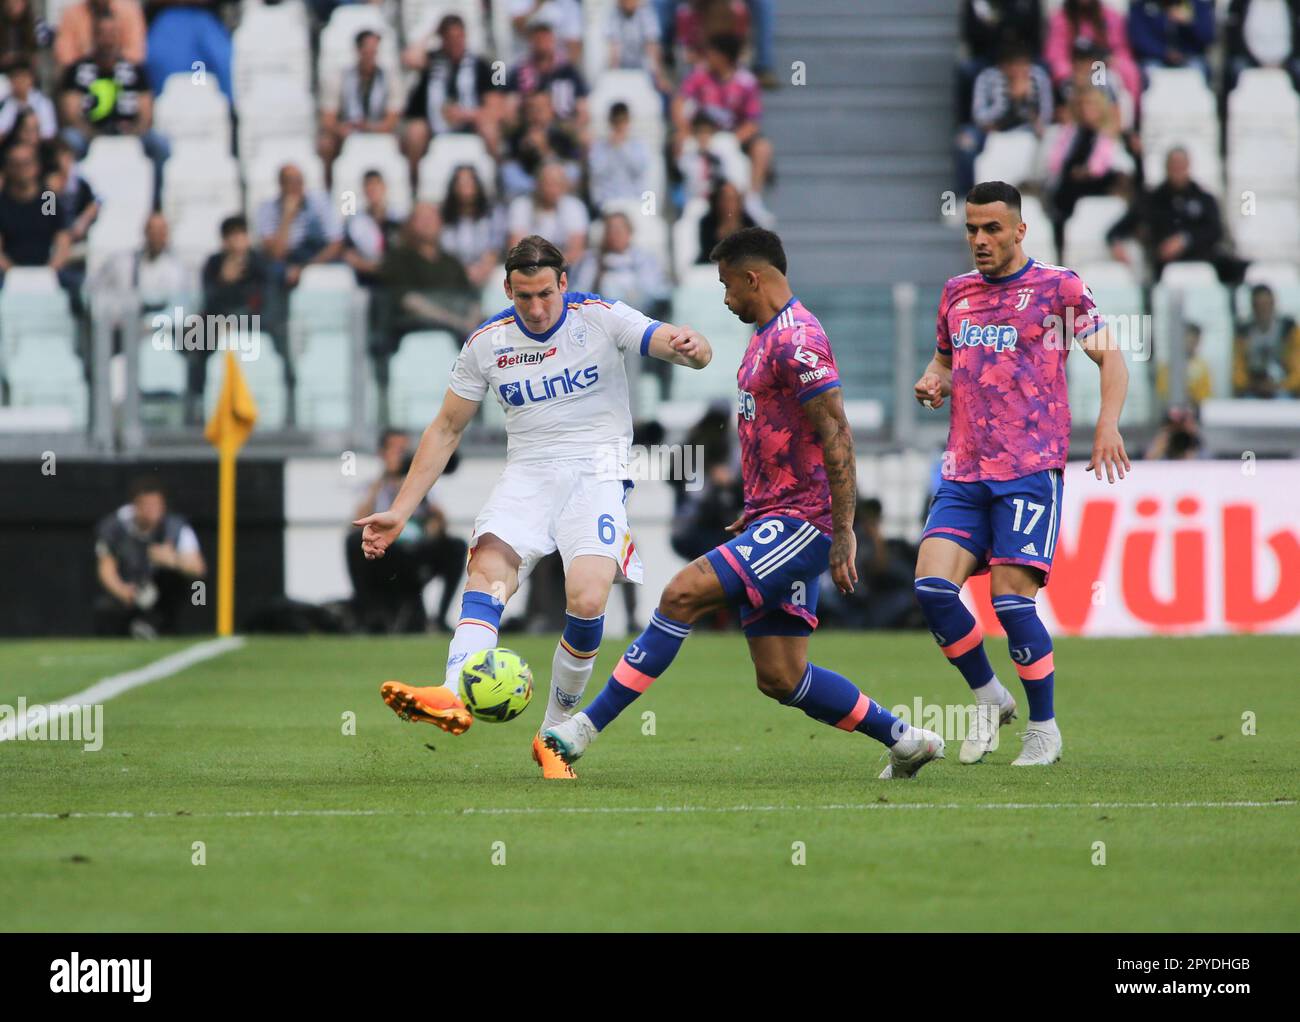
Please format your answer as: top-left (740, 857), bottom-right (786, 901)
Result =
top-left (1, 633), bottom-right (1296, 932)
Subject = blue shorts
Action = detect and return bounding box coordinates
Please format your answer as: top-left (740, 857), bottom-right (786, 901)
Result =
top-left (705, 515), bottom-right (832, 637)
top-left (922, 469), bottom-right (1064, 584)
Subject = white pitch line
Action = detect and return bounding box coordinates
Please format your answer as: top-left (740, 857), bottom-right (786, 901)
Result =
top-left (0, 637), bottom-right (245, 743)
top-left (1, 800), bottom-right (1292, 821)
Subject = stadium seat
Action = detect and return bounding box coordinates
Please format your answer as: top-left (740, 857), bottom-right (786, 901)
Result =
top-left (672, 198), bottom-right (709, 282)
top-left (4, 335), bottom-right (88, 426)
top-left (1229, 199), bottom-right (1300, 263)
top-left (589, 70), bottom-right (665, 149)
top-left (154, 73), bottom-right (232, 153)
top-left (973, 131), bottom-right (1038, 189)
top-left (1017, 194), bottom-right (1056, 264)
top-left (679, 132), bottom-right (750, 194)
top-left (1141, 68), bottom-right (1221, 196)
top-left (0, 269), bottom-right (73, 370)
top-left (81, 136), bottom-right (154, 227)
top-left (591, 199), bottom-right (670, 268)
top-left (1066, 337), bottom-right (1153, 427)
top-left (1152, 268), bottom-right (1233, 398)
top-left (1243, 262), bottom-right (1300, 293)
top-left (288, 264), bottom-right (359, 359)
top-left (1227, 137), bottom-right (1299, 201)
top-left (1074, 261), bottom-right (1140, 290)
top-left (295, 331), bottom-right (353, 430)
top-left (235, 82), bottom-right (316, 168)
top-left (137, 334), bottom-right (188, 398)
top-left (333, 133), bottom-right (412, 221)
top-left (204, 336), bottom-right (288, 429)
top-left (171, 211), bottom-right (227, 274)
top-left (670, 278), bottom-right (748, 400)
top-left (1062, 196), bottom-right (1129, 268)
top-left (418, 134), bottom-right (497, 202)
top-left (1066, 267), bottom-right (1152, 424)
top-left (232, 2), bottom-right (312, 107)
top-left (388, 331), bottom-right (457, 430)
top-left (163, 146), bottom-right (241, 241)
top-left (1228, 69), bottom-right (1300, 141)
top-left (317, 3), bottom-right (401, 106)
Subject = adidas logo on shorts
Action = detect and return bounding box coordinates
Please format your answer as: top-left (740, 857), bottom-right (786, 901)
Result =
top-left (737, 545), bottom-right (753, 560)
top-left (1021, 541), bottom-right (1039, 556)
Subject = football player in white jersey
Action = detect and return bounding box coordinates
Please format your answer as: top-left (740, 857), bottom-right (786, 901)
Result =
top-left (355, 235), bottom-right (713, 777)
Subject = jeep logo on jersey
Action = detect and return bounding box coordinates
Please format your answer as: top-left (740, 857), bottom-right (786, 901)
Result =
top-left (498, 364), bottom-right (600, 406)
top-left (951, 318), bottom-right (1019, 352)
top-left (738, 389), bottom-right (756, 420)
top-left (497, 346), bottom-right (557, 369)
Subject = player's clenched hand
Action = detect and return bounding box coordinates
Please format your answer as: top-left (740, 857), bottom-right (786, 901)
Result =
top-left (914, 372), bottom-right (947, 409)
top-left (829, 529), bottom-right (858, 595)
top-left (724, 513), bottom-right (746, 535)
top-left (1087, 423), bottom-right (1131, 483)
top-left (668, 326), bottom-right (708, 366)
top-left (353, 510), bottom-right (405, 560)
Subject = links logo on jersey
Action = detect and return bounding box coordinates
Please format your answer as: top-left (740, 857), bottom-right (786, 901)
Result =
top-left (951, 318), bottom-right (1019, 352)
top-left (498, 364), bottom-right (599, 406)
top-left (497, 346), bottom-right (557, 369)
top-left (738, 389), bottom-right (756, 420)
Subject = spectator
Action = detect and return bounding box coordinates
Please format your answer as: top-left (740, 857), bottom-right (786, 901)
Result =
top-left (402, 14), bottom-right (505, 177)
top-left (94, 476), bottom-right (206, 638)
top-left (501, 88), bottom-right (581, 198)
top-left (1045, 0), bottom-right (1142, 107)
top-left (143, 0), bottom-right (232, 100)
top-left (0, 58), bottom-right (56, 143)
top-left (0, 105), bottom-right (40, 164)
top-left (1057, 37), bottom-right (1136, 132)
top-left (378, 202), bottom-right (479, 354)
top-left (570, 210), bottom-right (670, 311)
top-left (1042, 85), bottom-right (1134, 246)
top-left (1105, 147), bottom-right (1248, 284)
top-left (343, 169), bottom-right (402, 285)
top-left (1128, 0), bottom-right (1216, 81)
top-left (1233, 284), bottom-right (1300, 397)
top-left (1156, 321), bottom-right (1214, 404)
top-left (677, 110), bottom-right (728, 200)
top-left (59, 11), bottom-right (169, 190)
top-left (53, 0), bottom-right (144, 68)
top-left (696, 177), bottom-right (755, 263)
top-left (607, 0), bottom-right (669, 92)
top-left (319, 30), bottom-right (401, 174)
top-left (0, 0), bottom-right (53, 71)
top-left (40, 137), bottom-right (99, 248)
top-left (956, 38), bottom-right (1052, 194)
top-left (675, 33), bottom-right (771, 204)
top-left (956, 0), bottom-right (1043, 120)
top-left (347, 430), bottom-right (467, 634)
top-left (0, 142), bottom-right (71, 283)
top-left (440, 163), bottom-right (504, 288)
top-left (506, 18), bottom-right (589, 138)
top-left (1224, 0), bottom-right (1300, 93)
top-left (196, 214), bottom-right (268, 422)
top-left (508, 0), bottom-right (583, 66)
top-left (1144, 406), bottom-right (1204, 459)
top-left (255, 162), bottom-right (344, 290)
top-left (588, 101), bottom-right (651, 208)
top-left (122, 209), bottom-right (189, 312)
top-left (674, 0), bottom-right (750, 69)
top-left (507, 160), bottom-right (589, 266)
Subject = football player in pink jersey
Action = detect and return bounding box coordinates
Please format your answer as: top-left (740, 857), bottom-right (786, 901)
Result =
top-left (914, 181), bottom-right (1131, 766)
top-left (545, 228), bottom-right (944, 778)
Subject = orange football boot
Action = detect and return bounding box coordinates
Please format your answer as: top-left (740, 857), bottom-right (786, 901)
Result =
top-left (532, 733), bottom-right (577, 779)
top-left (380, 681), bottom-right (472, 735)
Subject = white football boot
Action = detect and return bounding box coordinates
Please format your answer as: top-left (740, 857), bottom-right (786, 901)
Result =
top-left (542, 711), bottom-right (599, 764)
top-left (878, 727), bottom-right (946, 779)
top-left (959, 690), bottom-right (1018, 764)
top-left (1011, 721), bottom-right (1062, 766)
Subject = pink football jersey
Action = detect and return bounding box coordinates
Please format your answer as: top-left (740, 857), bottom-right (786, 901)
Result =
top-left (935, 258), bottom-right (1100, 481)
top-left (736, 298), bottom-right (841, 533)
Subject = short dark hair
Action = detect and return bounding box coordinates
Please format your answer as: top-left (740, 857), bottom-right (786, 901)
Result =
top-left (505, 234), bottom-right (566, 281)
top-left (129, 476), bottom-right (166, 501)
top-left (966, 180), bottom-right (1022, 212)
top-left (608, 101), bottom-right (630, 121)
top-left (1251, 283), bottom-right (1275, 301)
top-left (709, 226), bottom-right (787, 276)
top-left (355, 29), bottom-right (379, 48)
top-left (379, 428), bottom-right (406, 449)
top-left (220, 214), bottom-right (248, 237)
top-left (438, 13), bottom-right (465, 36)
top-left (706, 33), bottom-right (743, 65)
top-left (362, 169), bottom-right (384, 183)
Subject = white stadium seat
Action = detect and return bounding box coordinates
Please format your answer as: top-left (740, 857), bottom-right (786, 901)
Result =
top-left (1063, 196), bottom-right (1129, 268)
top-left (154, 73), bottom-right (232, 153)
top-left (204, 339), bottom-right (289, 429)
top-left (672, 197), bottom-right (709, 282)
top-left (418, 133), bottom-right (497, 202)
top-left (232, 3), bottom-right (312, 107)
top-left (388, 331), bottom-right (457, 431)
top-left (974, 130), bottom-right (1038, 188)
top-left (1229, 199), bottom-right (1300, 263)
top-left (333, 133), bottom-right (412, 220)
top-left (1017, 194), bottom-right (1056, 263)
top-left (1152, 268), bottom-right (1234, 397)
top-left (589, 70), bottom-right (664, 149)
top-left (317, 3), bottom-right (401, 107)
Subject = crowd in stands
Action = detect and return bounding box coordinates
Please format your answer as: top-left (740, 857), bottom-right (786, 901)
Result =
top-left (0, 0), bottom-right (779, 424)
top-left (955, 0), bottom-right (1300, 412)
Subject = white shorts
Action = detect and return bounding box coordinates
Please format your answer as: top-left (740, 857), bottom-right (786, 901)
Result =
top-left (470, 460), bottom-right (644, 584)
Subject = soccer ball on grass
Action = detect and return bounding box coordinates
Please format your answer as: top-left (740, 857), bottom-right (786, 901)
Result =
top-left (460, 647), bottom-right (534, 722)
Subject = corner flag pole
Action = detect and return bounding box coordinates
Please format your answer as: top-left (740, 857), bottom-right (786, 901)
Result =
top-left (204, 350), bottom-right (258, 637)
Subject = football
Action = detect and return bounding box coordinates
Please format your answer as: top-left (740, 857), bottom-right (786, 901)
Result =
top-left (460, 647), bottom-right (534, 722)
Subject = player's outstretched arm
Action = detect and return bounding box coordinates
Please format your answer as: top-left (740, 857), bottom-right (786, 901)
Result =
top-left (802, 387), bottom-right (859, 595)
top-left (1079, 327), bottom-right (1132, 483)
top-left (645, 322), bottom-right (712, 369)
top-left (914, 352), bottom-right (953, 409)
top-left (353, 389), bottom-right (480, 560)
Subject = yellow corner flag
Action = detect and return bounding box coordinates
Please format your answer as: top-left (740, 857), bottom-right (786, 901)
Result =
top-left (204, 351), bottom-right (258, 636)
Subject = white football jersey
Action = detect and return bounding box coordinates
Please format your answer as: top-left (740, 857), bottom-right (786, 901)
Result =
top-left (449, 291), bottom-right (661, 465)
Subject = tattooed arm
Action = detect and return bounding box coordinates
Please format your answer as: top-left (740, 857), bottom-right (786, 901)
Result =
top-left (802, 387), bottom-right (859, 594)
